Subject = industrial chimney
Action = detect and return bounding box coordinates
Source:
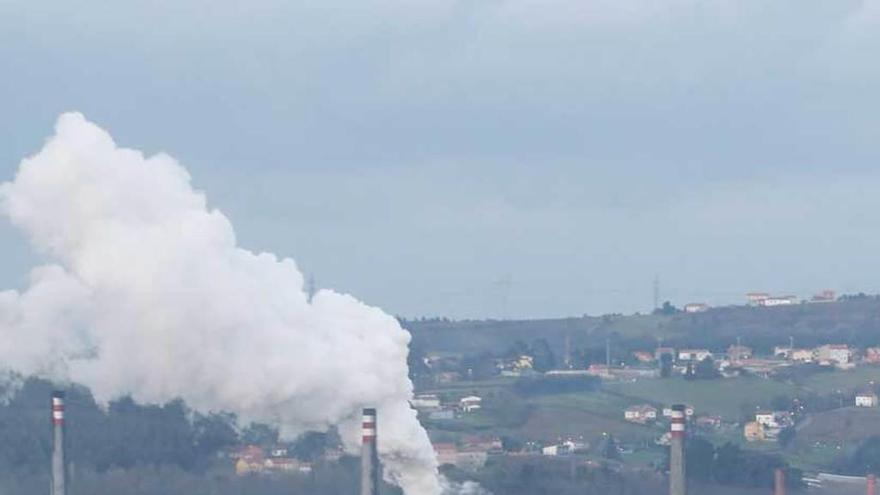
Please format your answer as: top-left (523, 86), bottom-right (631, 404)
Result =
top-left (669, 404), bottom-right (686, 495)
top-left (774, 468), bottom-right (786, 495)
top-left (361, 408), bottom-right (380, 495)
top-left (51, 391), bottom-right (66, 495)
top-left (868, 473), bottom-right (877, 495)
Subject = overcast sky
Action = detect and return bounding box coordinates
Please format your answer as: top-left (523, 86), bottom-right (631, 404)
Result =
top-left (1, 0), bottom-right (880, 319)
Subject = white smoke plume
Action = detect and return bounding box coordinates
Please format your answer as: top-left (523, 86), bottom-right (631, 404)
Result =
top-left (0, 113), bottom-right (447, 494)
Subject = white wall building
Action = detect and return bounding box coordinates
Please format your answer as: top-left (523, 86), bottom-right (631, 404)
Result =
top-left (856, 393), bottom-right (878, 408)
top-left (459, 396), bottom-right (482, 413)
top-left (816, 345), bottom-right (852, 365)
top-left (678, 349), bottom-right (713, 362)
top-left (411, 394), bottom-right (441, 410)
top-left (624, 405), bottom-right (658, 424)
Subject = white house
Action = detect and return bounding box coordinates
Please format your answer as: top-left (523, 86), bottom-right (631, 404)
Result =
top-left (678, 349), bottom-right (713, 362)
top-left (411, 394), bottom-right (441, 410)
top-left (624, 404), bottom-right (658, 424)
top-left (856, 393), bottom-right (879, 408)
top-left (663, 405), bottom-right (695, 418)
top-left (761, 295), bottom-right (798, 307)
top-left (755, 411), bottom-right (777, 428)
top-left (541, 445), bottom-right (559, 456)
top-left (815, 345), bottom-right (852, 365)
top-left (790, 349), bottom-right (815, 363)
top-left (755, 411), bottom-right (792, 429)
top-left (684, 303), bottom-right (709, 313)
top-left (747, 293), bottom-right (771, 306)
top-left (459, 396), bottom-right (482, 413)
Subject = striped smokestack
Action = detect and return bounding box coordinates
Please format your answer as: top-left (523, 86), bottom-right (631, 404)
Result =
top-left (669, 404), bottom-right (686, 495)
top-left (774, 468), bottom-right (785, 495)
top-left (868, 473), bottom-right (877, 495)
top-left (361, 408), bottom-right (380, 495)
top-left (51, 391), bottom-right (66, 495)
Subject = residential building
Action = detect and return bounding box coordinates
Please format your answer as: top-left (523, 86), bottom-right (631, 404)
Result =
top-left (586, 364), bottom-right (614, 379)
top-left (459, 395), bottom-right (482, 413)
top-left (773, 346), bottom-right (793, 358)
top-left (747, 293), bottom-right (771, 306)
top-left (790, 348), bottom-right (815, 363)
top-left (633, 351), bottom-right (654, 363)
top-left (663, 405), bottom-right (695, 418)
top-left (856, 393), bottom-right (879, 408)
top-left (744, 422), bottom-right (765, 442)
top-left (755, 411), bottom-right (792, 429)
top-left (678, 349), bottom-right (713, 362)
top-left (541, 444), bottom-right (560, 456)
top-left (624, 404), bottom-right (658, 424)
top-left (865, 347), bottom-right (880, 365)
top-left (264, 457), bottom-right (311, 474)
top-left (411, 394), bottom-right (441, 410)
top-left (542, 439), bottom-right (586, 456)
top-left (727, 345), bottom-right (753, 362)
top-left (816, 344), bottom-right (852, 365)
top-left (761, 295), bottom-right (798, 307)
top-left (269, 446), bottom-right (289, 458)
top-left (684, 303), bottom-right (709, 313)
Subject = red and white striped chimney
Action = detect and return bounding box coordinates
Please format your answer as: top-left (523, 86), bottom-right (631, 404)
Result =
top-left (51, 391), bottom-right (66, 495)
top-left (52, 393), bottom-right (64, 426)
top-left (868, 473), bottom-right (877, 495)
top-left (669, 404), bottom-right (686, 495)
top-left (361, 408), bottom-right (379, 495)
top-left (363, 409), bottom-right (376, 444)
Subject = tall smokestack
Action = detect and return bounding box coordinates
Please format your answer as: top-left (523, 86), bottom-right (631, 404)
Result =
top-left (774, 468), bottom-right (786, 495)
top-left (868, 473), bottom-right (877, 495)
top-left (361, 408), bottom-right (379, 495)
top-left (51, 391), bottom-right (66, 495)
top-left (669, 404), bottom-right (686, 495)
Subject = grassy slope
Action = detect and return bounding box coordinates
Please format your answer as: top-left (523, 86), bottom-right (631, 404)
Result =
top-left (605, 376), bottom-right (798, 420)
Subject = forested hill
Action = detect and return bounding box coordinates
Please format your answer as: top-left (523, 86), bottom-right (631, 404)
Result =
top-left (404, 296), bottom-right (880, 357)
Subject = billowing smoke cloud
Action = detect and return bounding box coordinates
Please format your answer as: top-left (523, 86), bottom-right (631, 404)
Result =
top-left (0, 113), bottom-right (444, 494)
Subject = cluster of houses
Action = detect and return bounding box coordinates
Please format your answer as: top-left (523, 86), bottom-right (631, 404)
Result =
top-left (232, 445), bottom-right (317, 476)
top-left (623, 404), bottom-right (696, 425)
top-left (623, 341), bottom-right (872, 381)
top-left (541, 438), bottom-right (588, 456)
top-left (411, 393), bottom-right (483, 420)
top-left (743, 411), bottom-right (795, 442)
top-left (684, 290), bottom-right (838, 314)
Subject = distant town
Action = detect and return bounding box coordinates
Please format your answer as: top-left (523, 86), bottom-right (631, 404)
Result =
top-left (393, 289), bottom-right (880, 493)
top-left (205, 289), bottom-right (880, 493)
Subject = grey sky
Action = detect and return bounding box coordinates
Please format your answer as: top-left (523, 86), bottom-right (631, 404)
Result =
top-left (2, 0), bottom-right (880, 318)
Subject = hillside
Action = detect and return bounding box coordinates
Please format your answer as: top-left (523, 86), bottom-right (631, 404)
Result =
top-left (406, 297), bottom-right (880, 357)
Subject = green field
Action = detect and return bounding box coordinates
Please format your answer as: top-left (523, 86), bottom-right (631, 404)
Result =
top-left (604, 376), bottom-right (797, 420)
top-left (798, 366), bottom-right (880, 394)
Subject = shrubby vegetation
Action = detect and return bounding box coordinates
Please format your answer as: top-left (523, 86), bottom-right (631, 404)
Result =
top-left (0, 377), bottom-right (363, 495)
top-left (682, 436), bottom-right (803, 491)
